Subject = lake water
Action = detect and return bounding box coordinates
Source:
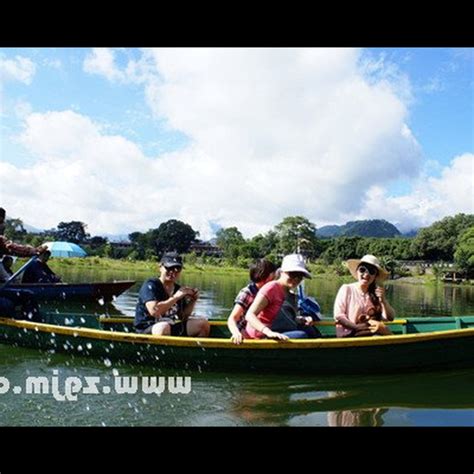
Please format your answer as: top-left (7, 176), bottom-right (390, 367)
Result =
top-left (1, 267), bottom-right (474, 427)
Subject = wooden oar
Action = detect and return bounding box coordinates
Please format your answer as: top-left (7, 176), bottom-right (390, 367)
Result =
top-left (0, 256), bottom-right (38, 292)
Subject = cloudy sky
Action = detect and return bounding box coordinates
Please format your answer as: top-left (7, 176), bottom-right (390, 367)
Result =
top-left (0, 48), bottom-right (472, 239)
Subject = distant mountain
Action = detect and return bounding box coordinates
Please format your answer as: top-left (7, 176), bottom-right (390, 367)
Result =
top-left (317, 219), bottom-right (401, 238)
top-left (401, 228), bottom-right (419, 238)
top-left (101, 234), bottom-right (131, 243)
top-left (23, 223), bottom-right (43, 233)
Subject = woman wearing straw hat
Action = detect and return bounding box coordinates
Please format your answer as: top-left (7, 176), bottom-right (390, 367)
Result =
top-left (334, 255), bottom-right (395, 338)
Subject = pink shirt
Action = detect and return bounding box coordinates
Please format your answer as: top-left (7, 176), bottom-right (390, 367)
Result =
top-left (333, 283), bottom-right (384, 338)
top-left (245, 281), bottom-right (286, 339)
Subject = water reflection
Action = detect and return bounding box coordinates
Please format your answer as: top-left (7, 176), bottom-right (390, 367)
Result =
top-left (327, 408), bottom-right (387, 426)
top-left (56, 267), bottom-right (474, 320)
top-left (5, 267), bottom-right (474, 426)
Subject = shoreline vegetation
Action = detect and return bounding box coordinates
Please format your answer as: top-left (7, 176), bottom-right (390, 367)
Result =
top-left (12, 256), bottom-right (473, 286)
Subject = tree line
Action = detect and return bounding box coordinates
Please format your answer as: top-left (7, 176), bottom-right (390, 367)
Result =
top-left (4, 213), bottom-right (474, 274)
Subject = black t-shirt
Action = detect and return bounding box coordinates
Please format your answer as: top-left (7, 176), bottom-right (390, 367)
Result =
top-left (134, 278), bottom-right (185, 330)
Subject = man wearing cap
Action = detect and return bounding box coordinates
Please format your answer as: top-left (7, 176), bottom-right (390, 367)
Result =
top-left (244, 253), bottom-right (314, 340)
top-left (333, 254), bottom-right (395, 338)
top-left (134, 251), bottom-right (210, 337)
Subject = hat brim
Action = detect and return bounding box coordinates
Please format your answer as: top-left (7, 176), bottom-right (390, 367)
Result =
top-left (346, 259), bottom-right (389, 283)
top-left (161, 263), bottom-right (183, 269)
top-left (282, 267), bottom-right (312, 279)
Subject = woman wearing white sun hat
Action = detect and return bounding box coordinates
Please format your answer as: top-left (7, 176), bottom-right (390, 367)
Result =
top-left (334, 254), bottom-right (395, 338)
top-left (245, 253), bottom-right (314, 340)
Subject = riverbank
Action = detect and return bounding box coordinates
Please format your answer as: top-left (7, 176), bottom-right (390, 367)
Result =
top-left (12, 256), bottom-right (472, 285)
top-left (18, 256), bottom-right (250, 277)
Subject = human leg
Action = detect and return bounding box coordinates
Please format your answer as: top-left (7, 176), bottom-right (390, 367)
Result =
top-left (186, 317), bottom-right (210, 337)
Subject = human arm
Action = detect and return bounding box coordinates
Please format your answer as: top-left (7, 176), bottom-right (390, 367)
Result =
top-left (245, 293), bottom-right (289, 341)
top-left (0, 236), bottom-right (46, 257)
top-left (227, 304), bottom-right (245, 344)
top-left (375, 286), bottom-right (395, 321)
top-left (180, 287), bottom-right (199, 320)
top-left (144, 286), bottom-right (196, 319)
top-left (333, 285), bottom-right (368, 332)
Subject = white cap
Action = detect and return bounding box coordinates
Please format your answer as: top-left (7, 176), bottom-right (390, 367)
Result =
top-left (280, 254), bottom-right (312, 279)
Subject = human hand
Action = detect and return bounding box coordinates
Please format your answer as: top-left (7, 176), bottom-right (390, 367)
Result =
top-left (375, 286), bottom-right (386, 302)
top-left (265, 329), bottom-right (289, 341)
top-left (231, 332), bottom-right (243, 344)
top-left (354, 322), bottom-right (370, 331)
top-left (175, 287), bottom-right (195, 299)
top-left (296, 315), bottom-right (313, 326)
top-left (368, 319), bottom-right (382, 333)
top-left (36, 245), bottom-right (48, 255)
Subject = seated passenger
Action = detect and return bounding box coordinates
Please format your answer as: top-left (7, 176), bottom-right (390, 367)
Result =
top-left (227, 258), bottom-right (277, 344)
top-left (271, 290), bottom-right (321, 338)
top-left (244, 254), bottom-right (313, 340)
top-left (333, 254), bottom-right (395, 337)
top-left (21, 250), bottom-right (62, 284)
top-left (134, 252), bottom-right (210, 337)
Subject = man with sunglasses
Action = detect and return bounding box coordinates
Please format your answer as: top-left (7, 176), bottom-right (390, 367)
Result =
top-left (134, 251), bottom-right (210, 337)
top-left (333, 254), bottom-right (395, 337)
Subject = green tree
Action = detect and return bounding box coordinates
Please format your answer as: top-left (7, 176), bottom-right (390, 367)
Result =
top-left (249, 231), bottom-right (279, 258)
top-left (54, 221), bottom-right (90, 243)
top-left (129, 231), bottom-right (153, 260)
top-left (216, 227), bottom-right (246, 260)
top-left (321, 236), bottom-right (362, 263)
top-left (274, 216), bottom-right (320, 258)
top-left (454, 226), bottom-right (474, 274)
top-left (412, 214), bottom-right (474, 261)
top-left (153, 219), bottom-right (197, 256)
top-left (4, 218), bottom-right (27, 241)
top-left (88, 236), bottom-right (108, 248)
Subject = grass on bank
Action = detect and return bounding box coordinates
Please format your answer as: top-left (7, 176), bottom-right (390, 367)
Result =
top-left (11, 256), bottom-right (472, 285)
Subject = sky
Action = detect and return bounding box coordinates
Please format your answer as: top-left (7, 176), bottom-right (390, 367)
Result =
top-left (0, 47), bottom-right (472, 240)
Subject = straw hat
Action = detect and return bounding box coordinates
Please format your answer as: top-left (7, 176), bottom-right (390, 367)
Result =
top-left (346, 254), bottom-right (389, 283)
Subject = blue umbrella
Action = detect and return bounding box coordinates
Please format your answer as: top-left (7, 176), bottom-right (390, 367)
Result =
top-left (44, 241), bottom-right (87, 258)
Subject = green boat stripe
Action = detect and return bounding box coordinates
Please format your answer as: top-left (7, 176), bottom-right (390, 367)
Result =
top-left (1, 317), bottom-right (474, 350)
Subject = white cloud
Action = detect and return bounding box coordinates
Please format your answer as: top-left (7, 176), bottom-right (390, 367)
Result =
top-left (83, 48), bottom-right (125, 82)
top-left (360, 153), bottom-right (474, 232)
top-left (0, 55), bottom-right (36, 84)
top-left (4, 48), bottom-right (470, 240)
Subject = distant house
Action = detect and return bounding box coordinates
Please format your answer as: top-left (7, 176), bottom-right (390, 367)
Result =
top-left (110, 241), bottom-right (133, 250)
top-left (189, 240), bottom-right (223, 257)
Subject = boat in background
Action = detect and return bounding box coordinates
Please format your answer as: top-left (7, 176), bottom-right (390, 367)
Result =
top-left (1, 312), bottom-right (474, 374)
top-left (2, 280), bottom-right (135, 303)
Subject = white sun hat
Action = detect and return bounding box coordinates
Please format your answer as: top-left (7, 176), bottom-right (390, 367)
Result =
top-left (280, 253), bottom-right (312, 279)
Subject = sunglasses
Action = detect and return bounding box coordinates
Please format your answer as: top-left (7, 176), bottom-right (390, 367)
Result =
top-left (357, 265), bottom-right (377, 276)
top-left (165, 266), bottom-right (182, 273)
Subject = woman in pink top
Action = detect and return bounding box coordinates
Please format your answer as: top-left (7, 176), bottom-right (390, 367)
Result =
top-left (333, 254), bottom-right (395, 338)
top-left (245, 254), bottom-right (313, 340)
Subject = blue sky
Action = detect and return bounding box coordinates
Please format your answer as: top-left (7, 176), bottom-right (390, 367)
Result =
top-left (0, 48), bottom-right (472, 238)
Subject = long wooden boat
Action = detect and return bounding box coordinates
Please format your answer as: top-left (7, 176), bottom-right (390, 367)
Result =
top-left (1, 312), bottom-right (474, 374)
top-left (1, 281), bottom-right (135, 302)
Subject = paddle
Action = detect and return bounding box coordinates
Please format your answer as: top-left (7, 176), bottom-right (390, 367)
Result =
top-left (297, 281), bottom-right (322, 321)
top-left (0, 256), bottom-right (38, 292)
